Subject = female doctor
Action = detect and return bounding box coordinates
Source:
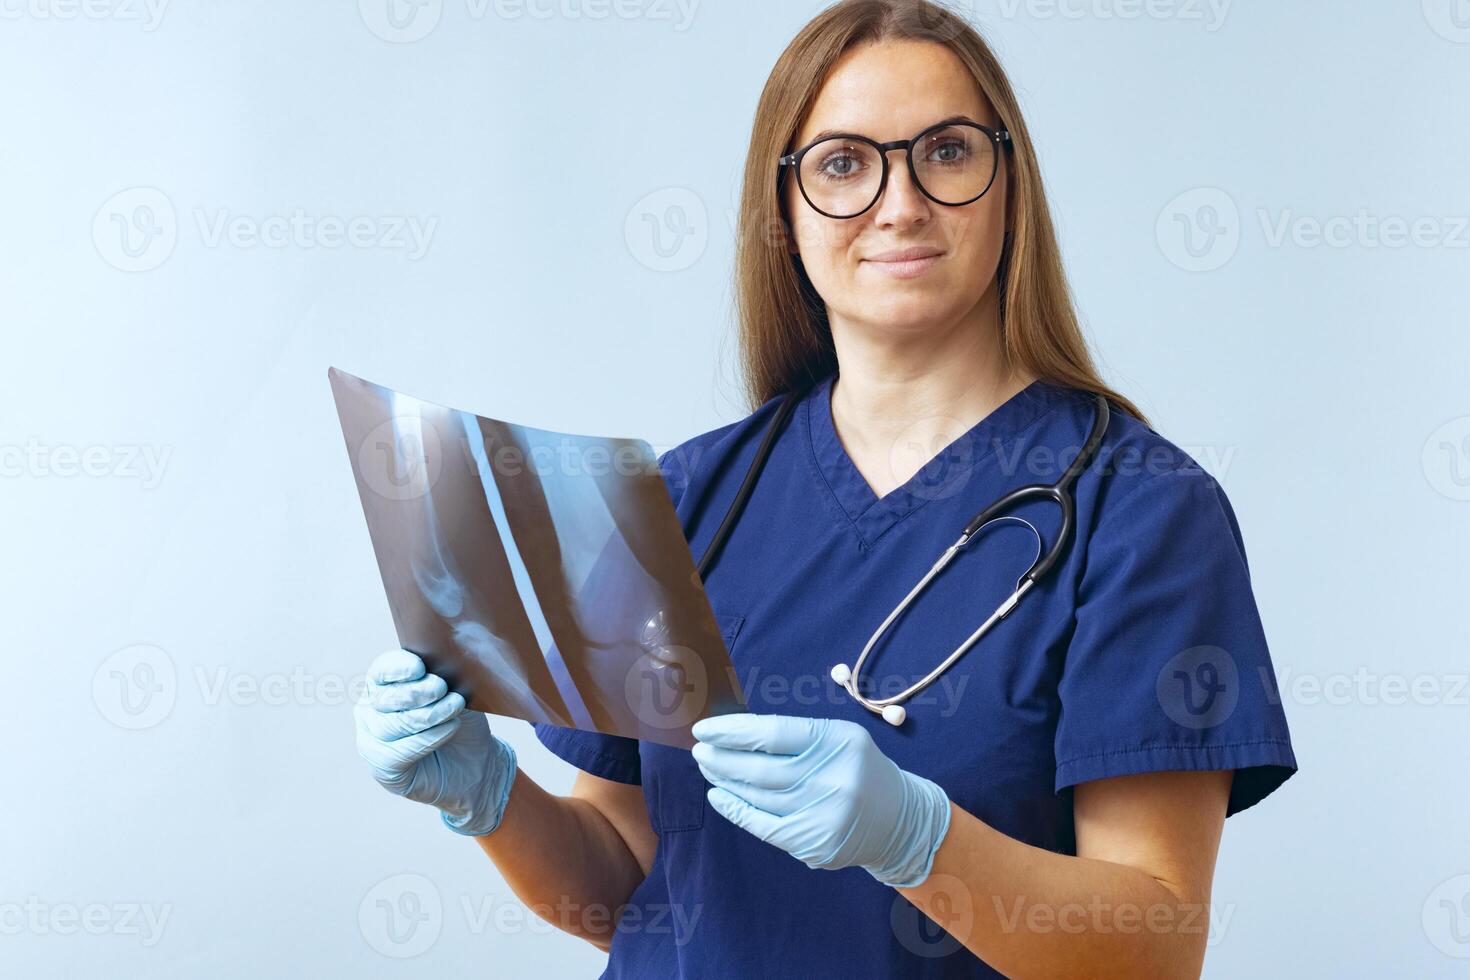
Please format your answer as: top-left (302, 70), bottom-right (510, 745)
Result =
top-left (353, 1), bottom-right (1297, 976)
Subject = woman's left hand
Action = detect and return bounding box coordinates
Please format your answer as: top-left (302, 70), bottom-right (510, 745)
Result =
top-left (691, 713), bottom-right (952, 888)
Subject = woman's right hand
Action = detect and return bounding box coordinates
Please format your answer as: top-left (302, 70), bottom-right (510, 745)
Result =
top-left (354, 649), bottom-right (518, 837)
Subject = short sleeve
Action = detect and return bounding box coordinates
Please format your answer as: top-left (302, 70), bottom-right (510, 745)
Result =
top-left (1054, 466), bottom-right (1298, 816)
top-left (532, 722), bottom-right (642, 785)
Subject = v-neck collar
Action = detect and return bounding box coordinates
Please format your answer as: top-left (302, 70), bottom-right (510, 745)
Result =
top-left (804, 371), bottom-right (1065, 551)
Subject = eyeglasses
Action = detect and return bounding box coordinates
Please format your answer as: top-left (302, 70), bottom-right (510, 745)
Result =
top-left (778, 118), bottom-right (1011, 220)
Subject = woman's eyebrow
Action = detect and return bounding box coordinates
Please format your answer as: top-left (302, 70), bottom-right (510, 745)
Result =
top-left (804, 114), bottom-right (984, 143)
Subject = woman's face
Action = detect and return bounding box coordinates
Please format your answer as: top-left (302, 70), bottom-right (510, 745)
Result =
top-left (782, 40), bottom-right (1008, 337)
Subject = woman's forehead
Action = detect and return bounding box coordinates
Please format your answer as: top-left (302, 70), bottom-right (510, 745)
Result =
top-left (794, 41), bottom-right (992, 146)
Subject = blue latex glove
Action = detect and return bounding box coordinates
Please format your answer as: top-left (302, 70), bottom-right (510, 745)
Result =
top-left (354, 649), bottom-right (517, 837)
top-left (691, 713), bottom-right (952, 889)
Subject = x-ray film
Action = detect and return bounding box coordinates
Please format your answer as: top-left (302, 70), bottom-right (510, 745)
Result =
top-left (329, 367), bottom-right (745, 748)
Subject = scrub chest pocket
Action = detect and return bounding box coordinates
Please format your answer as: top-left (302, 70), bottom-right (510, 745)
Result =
top-left (644, 613), bottom-right (745, 834)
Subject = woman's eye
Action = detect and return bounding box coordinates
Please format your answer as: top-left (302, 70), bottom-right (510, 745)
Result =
top-left (927, 140), bottom-right (968, 165)
top-left (816, 152), bottom-right (865, 181)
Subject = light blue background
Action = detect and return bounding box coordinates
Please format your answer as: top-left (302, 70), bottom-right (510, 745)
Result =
top-left (3, 1), bottom-right (1467, 976)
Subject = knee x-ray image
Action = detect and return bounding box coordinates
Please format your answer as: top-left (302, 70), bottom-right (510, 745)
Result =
top-left (329, 368), bottom-right (745, 748)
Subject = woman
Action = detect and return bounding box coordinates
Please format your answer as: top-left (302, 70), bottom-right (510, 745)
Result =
top-left (353, 2), bottom-right (1297, 976)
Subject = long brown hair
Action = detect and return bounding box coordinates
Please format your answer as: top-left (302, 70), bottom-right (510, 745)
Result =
top-left (734, 0), bottom-right (1148, 424)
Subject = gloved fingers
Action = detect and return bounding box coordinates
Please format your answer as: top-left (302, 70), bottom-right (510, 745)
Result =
top-left (691, 742), bottom-right (809, 791)
top-left (691, 713), bottom-right (828, 755)
top-left (357, 706), bottom-right (461, 772)
top-left (367, 648), bottom-right (425, 685)
top-left (358, 690), bottom-right (466, 742)
top-left (390, 715), bottom-right (463, 762)
top-left (367, 671), bottom-right (448, 712)
top-left (706, 786), bottom-right (785, 843)
top-left (702, 774), bottom-right (809, 817)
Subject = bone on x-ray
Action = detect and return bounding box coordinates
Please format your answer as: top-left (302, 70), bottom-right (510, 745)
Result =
top-left (329, 367), bottom-right (745, 749)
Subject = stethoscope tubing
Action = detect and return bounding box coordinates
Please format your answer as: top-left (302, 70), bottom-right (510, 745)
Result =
top-left (695, 383), bottom-right (1111, 726)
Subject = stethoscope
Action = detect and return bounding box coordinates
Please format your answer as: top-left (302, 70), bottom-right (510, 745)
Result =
top-left (695, 382), bottom-right (1110, 726)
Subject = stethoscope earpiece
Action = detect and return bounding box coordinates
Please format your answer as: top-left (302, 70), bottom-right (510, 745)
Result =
top-left (829, 663), bottom-right (909, 726)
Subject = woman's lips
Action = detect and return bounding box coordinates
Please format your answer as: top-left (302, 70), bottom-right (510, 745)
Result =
top-left (861, 252), bottom-right (944, 279)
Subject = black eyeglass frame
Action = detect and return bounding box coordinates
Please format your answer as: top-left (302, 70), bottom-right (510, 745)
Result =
top-left (778, 120), bottom-right (1013, 219)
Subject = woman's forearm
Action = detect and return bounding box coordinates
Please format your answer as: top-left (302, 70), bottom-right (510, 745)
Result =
top-left (473, 774), bottom-right (647, 951)
top-left (899, 803), bottom-right (1211, 979)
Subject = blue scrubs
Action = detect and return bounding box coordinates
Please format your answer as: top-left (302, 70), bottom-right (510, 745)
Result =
top-left (534, 372), bottom-right (1297, 977)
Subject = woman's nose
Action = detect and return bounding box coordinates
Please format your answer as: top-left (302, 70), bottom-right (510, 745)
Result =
top-left (870, 149), bottom-right (931, 223)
